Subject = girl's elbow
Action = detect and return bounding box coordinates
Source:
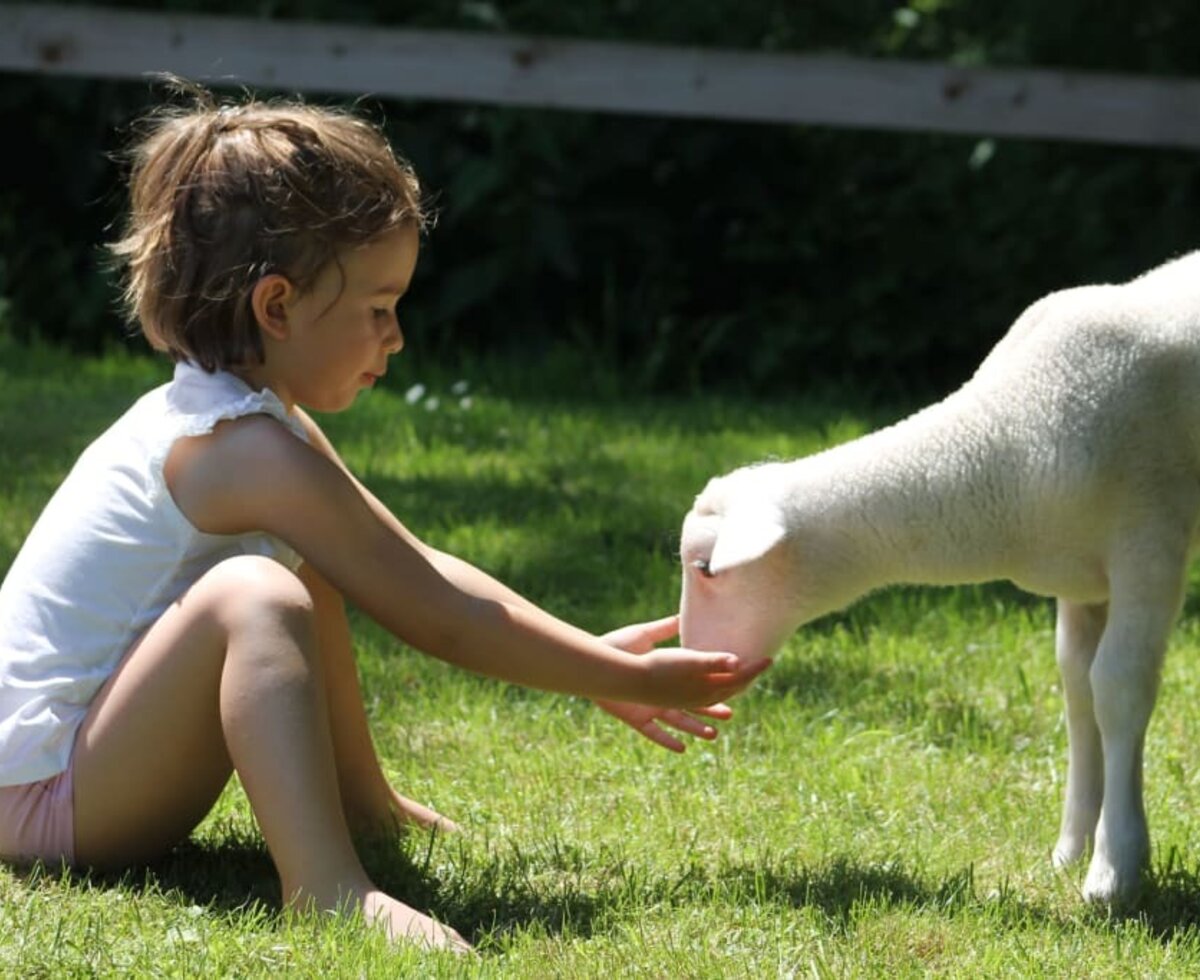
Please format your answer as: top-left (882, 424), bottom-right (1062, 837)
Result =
top-left (404, 592), bottom-right (495, 667)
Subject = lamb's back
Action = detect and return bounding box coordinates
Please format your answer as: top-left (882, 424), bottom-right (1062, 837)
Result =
top-left (863, 251), bottom-right (1200, 590)
top-left (938, 252), bottom-right (1200, 585)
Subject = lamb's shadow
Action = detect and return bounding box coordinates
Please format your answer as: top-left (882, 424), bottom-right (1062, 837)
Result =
top-left (728, 857), bottom-right (1200, 947)
top-left (440, 850), bottom-right (1077, 943)
top-left (708, 854), bottom-right (1058, 933)
top-left (1116, 864), bottom-right (1200, 940)
top-left (381, 846), bottom-right (1064, 943)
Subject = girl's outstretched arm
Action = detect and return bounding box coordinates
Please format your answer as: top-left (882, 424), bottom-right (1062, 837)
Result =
top-left (293, 408), bottom-right (538, 609)
top-left (296, 415), bottom-right (763, 749)
top-left (166, 414), bottom-right (766, 709)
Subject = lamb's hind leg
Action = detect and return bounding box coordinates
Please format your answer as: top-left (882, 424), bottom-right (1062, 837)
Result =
top-left (1053, 599), bottom-right (1108, 868)
top-left (1082, 548), bottom-right (1185, 903)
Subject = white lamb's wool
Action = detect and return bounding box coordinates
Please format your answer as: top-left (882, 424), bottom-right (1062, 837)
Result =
top-left (679, 250), bottom-right (1200, 904)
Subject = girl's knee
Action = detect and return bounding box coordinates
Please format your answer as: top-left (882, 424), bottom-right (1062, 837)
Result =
top-left (202, 556), bottom-right (315, 631)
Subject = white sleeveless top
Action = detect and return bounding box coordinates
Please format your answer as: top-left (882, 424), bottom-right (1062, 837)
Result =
top-left (0, 362), bottom-right (309, 786)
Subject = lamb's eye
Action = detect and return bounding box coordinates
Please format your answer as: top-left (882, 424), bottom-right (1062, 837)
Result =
top-left (693, 558), bottom-right (716, 579)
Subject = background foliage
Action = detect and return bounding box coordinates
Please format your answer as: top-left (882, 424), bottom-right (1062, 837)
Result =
top-left (2, 0), bottom-right (1199, 394)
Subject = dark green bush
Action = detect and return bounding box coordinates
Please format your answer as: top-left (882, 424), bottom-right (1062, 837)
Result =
top-left (2, 1), bottom-right (1198, 394)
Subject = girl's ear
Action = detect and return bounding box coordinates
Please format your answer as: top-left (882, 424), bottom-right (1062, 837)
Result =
top-left (250, 274), bottom-right (294, 341)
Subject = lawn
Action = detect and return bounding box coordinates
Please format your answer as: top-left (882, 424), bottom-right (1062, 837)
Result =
top-left (4, 335), bottom-right (1200, 977)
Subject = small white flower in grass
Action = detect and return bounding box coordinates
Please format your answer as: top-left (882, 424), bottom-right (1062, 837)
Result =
top-left (405, 383), bottom-right (426, 405)
top-left (451, 379), bottom-right (470, 396)
top-left (459, 396), bottom-right (474, 410)
top-left (424, 396), bottom-right (440, 412)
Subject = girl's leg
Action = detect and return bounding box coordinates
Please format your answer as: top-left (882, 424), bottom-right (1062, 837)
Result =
top-left (298, 563), bottom-right (456, 837)
top-left (70, 555), bottom-right (467, 950)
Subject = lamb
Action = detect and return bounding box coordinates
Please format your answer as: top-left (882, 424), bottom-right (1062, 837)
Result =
top-left (678, 250), bottom-right (1200, 904)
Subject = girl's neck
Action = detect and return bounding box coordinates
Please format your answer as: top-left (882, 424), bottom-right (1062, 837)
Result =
top-left (228, 363), bottom-right (295, 414)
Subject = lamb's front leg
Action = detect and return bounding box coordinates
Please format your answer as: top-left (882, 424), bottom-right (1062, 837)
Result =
top-left (1053, 599), bottom-right (1107, 868)
top-left (1082, 554), bottom-right (1184, 903)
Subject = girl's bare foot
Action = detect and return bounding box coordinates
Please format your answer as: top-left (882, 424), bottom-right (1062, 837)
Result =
top-left (344, 788), bottom-right (458, 839)
top-left (362, 890), bottom-right (472, 953)
top-left (390, 789), bottom-right (458, 833)
top-left (287, 885), bottom-right (472, 953)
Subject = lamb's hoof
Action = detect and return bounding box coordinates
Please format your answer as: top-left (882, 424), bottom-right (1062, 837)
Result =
top-left (1081, 858), bottom-right (1140, 905)
top-left (1052, 836), bottom-right (1088, 869)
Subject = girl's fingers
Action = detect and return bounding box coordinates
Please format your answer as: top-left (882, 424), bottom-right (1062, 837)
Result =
top-left (602, 614), bottom-right (679, 653)
top-left (639, 721), bottom-right (686, 753)
top-left (704, 652), bottom-right (741, 673)
top-left (659, 710), bottom-right (719, 740)
top-left (705, 657), bottom-right (772, 702)
top-left (638, 614), bottom-right (681, 643)
top-left (724, 657), bottom-right (772, 683)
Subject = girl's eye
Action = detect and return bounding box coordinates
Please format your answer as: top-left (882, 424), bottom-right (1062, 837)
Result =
top-left (372, 307), bottom-right (393, 319)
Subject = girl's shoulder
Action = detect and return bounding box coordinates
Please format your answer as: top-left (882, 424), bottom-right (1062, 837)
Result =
top-left (163, 410), bottom-right (315, 537)
top-left (162, 392), bottom-right (346, 545)
top-left (158, 363), bottom-right (334, 538)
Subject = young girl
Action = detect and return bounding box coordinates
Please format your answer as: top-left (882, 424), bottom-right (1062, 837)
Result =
top-left (0, 85), bottom-right (768, 952)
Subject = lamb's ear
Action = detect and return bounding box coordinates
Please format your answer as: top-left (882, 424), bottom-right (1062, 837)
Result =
top-left (706, 507), bottom-right (787, 574)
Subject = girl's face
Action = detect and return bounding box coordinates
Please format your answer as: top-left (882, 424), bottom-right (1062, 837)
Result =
top-left (265, 224), bottom-right (420, 413)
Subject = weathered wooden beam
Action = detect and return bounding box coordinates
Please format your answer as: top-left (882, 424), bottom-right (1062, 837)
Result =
top-left (3, 3), bottom-right (1199, 148)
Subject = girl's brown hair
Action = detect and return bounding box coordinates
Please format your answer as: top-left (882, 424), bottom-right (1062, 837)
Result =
top-left (110, 80), bottom-right (430, 371)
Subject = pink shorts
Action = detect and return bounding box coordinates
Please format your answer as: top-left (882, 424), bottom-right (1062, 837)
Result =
top-left (0, 763), bottom-right (76, 867)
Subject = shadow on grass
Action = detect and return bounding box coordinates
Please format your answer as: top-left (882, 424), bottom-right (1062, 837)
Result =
top-left (59, 831), bottom-right (610, 947)
top-left (1108, 862), bottom-right (1200, 942)
top-left (707, 854), bottom-right (1062, 934)
top-left (6, 831), bottom-right (283, 918)
top-left (17, 834), bottom-right (1200, 951)
top-left (426, 849), bottom-right (1078, 946)
top-left (10, 829), bottom-right (474, 934)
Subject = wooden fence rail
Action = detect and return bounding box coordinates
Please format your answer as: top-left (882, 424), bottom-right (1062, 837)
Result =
top-left (3, 3), bottom-right (1200, 149)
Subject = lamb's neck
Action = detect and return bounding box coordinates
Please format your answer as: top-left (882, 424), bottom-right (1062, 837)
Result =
top-left (784, 398), bottom-right (1018, 592)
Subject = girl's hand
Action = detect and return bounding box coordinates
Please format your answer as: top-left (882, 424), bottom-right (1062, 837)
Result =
top-left (593, 698), bottom-right (732, 753)
top-left (595, 615), bottom-right (770, 751)
top-left (635, 647), bottom-right (772, 708)
top-left (600, 614), bottom-right (682, 655)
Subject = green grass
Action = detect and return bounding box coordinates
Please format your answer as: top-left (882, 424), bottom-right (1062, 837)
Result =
top-left (6, 335), bottom-right (1200, 976)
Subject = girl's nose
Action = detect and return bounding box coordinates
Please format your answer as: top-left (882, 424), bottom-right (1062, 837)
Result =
top-left (385, 323), bottom-right (404, 355)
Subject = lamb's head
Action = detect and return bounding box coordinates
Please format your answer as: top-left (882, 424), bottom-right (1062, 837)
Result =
top-left (679, 464), bottom-right (804, 664)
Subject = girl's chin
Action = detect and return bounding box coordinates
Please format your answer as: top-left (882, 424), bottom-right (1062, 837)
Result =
top-left (303, 391), bottom-right (360, 414)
